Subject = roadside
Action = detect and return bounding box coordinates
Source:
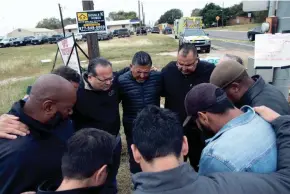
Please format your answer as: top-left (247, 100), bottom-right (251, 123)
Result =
top-left (206, 23), bottom-right (261, 32)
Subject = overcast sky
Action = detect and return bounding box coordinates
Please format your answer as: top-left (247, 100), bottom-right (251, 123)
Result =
top-left (0, 0), bottom-right (242, 36)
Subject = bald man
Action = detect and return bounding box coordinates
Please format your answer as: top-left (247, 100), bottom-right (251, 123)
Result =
top-left (0, 74), bottom-right (76, 194)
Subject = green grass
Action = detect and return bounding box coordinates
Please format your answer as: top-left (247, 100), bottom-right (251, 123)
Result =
top-left (0, 34), bottom-right (177, 81)
top-left (0, 34), bottom-right (177, 194)
top-left (0, 78), bottom-right (35, 114)
top-left (207, 23), bottom-right (262, 31)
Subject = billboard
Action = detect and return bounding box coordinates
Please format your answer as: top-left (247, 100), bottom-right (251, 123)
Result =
top-left (243, 1), bottom-right (269, 12)
top-left (76, 10), bottom-right (106, 34)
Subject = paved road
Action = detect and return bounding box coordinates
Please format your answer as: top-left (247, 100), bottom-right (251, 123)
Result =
top-left (205, 30), bottom-right (248, 41)
top-left (212, 40), bottom-right (254, 52)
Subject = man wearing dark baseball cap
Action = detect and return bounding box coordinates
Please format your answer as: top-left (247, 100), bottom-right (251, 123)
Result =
top-left (184, 83), bottom-right (277, 175)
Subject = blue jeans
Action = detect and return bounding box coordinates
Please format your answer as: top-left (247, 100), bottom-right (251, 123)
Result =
top-left (102, 134), bottom-right (122, 194)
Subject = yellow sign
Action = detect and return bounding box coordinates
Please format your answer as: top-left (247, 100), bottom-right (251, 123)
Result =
top-left (77, 12), bottom-right (88, 21)
top-left (216, 16), bottom-right (220, 21)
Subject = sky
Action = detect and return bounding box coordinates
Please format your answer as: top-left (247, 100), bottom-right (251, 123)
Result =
top-left (0, 0), bottom-right (242, 36)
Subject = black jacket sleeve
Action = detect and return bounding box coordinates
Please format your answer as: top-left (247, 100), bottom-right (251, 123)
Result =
top-left (203, 116), bottom-right (290, 194)
top-left (115, 67), bottom-right (130, 78)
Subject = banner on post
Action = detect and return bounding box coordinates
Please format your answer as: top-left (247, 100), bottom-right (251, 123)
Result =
top-left (57, 36), bottom-right (81, 75)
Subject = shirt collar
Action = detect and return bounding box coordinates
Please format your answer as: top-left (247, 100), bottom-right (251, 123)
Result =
top-left (240, 75), bottom-right (265, 106)
top-left (206, 106), bottom-right (256, 144)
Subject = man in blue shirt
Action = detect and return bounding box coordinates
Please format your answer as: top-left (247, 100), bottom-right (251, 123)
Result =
top-left (183, 83), bottom-right (277, 175)
top-left (0, 74), bottom-right (76, 194)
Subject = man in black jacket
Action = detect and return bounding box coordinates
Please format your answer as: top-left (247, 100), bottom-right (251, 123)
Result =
top-left (161, 43), bottom-right (215, 170)
top-left (132, 105), bottom-right (290, 194)
top-left (0, 74), bottom-right (76, 194)
top-left (37, 128), bottom-right (115, 194)
top-left (118, 51), bottom-right (162, 174)
top-left (72, 57), bottom-right (129, 194)
top-left (210, 60), bottom-right (290, 115)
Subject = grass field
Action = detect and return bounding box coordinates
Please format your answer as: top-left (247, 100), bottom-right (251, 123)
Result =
top-left (0, 34), bottom-right (178, 194)
top-left (207, 23), bottom-right (261, 31)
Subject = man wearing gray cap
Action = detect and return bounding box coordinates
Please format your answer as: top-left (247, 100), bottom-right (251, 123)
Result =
top-left (183, 83), bottom-right (277, 175)
top-left (210, 60), bottom-right (290, 115)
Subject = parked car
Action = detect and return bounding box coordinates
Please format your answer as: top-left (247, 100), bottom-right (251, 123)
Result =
top-left (98, 32), bottom-right (113, 40)
top-left (0, 36), bottom-right (4, 42)
top-left (11, 37), bottom-right (27, 46)
top-left (31, 36), bottom-right (49, 45)
top-left (118, 28), bottom-right (130, 38)
top-left (113, 29), bottom-right (119, 37)
top-left (136, 27), bottom-right (147, 36)
top-left (163, 27), bottom-right (173, 34)
top-left (247, 26), bottom-right (263, 41)
top-left (75, 34), bottom-right (83, 41)
top-left (151, 27), bottom-right (160, 34)
top-left (179, 28), bottom-right (211, 53)
top-left (0, 37), bottom-right (16, 48)
top-left (48, 34), bottom-right (64, 44)
top-left (23, 36), bottom-right (35, 45)
top-left (146, 27), bottom-right (152, 33)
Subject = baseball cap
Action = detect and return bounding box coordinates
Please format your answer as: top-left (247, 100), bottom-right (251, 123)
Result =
top-left (183, 83), bottom-right (232, 127)
top-left (210, 60), bottom-right (247, 89)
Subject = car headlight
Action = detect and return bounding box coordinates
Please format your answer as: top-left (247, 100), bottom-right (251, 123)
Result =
top-left (183, 39), bottom-right (190, 43)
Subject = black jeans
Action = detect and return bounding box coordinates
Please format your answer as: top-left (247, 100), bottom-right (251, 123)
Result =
top-left (124, 123), bottom-right (142, 174)
top-left (184, 127), bottom-right (205, 172)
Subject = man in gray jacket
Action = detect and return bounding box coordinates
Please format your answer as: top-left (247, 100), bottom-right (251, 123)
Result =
top-left (131, 105), bottom-right (290, 194)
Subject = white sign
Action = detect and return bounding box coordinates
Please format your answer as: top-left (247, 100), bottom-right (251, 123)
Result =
top-left (255, 34), bottom-right (290, 68)
top-left (57, 36), bottom-right (81, 74)
top-left (243, 1), bottom-right (269, 12)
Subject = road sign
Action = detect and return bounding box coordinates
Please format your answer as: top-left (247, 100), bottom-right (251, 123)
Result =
top-left (57, 36), bottom-right (81, 74)
top-left (216, 16), bottom-right (220, 21)
top-left (76, 10), bottom-right (106, 34)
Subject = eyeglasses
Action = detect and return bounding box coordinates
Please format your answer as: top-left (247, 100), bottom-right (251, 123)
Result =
top-left (95, 76), bottom-right (115, 83)
top-left (176, 59), bottom-right (198, 70)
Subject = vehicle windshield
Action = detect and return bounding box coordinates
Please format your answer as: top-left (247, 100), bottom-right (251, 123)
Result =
top-left (153, 27), bottom-right (159, 30)
top-left (119, 29), bottom-right (128, 32)
top-left (3, 38), bottom-right (10, 41)
top-left (184, 29), bottom-right (206, 36)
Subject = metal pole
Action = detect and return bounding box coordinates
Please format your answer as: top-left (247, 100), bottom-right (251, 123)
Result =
top-left (82, 0), bottom-right (100, 58)
top-left (138, 0), bottom-right (141, 26)
top-left (268, 0), bottom-right (277, 16)
top-left (221, 2), bottom-right (224, 28)
top-left (59, 4), bottom-right (66, 37)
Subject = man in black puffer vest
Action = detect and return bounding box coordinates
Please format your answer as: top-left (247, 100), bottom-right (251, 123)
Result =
top-left (119, 51), bottom-right (162, 174)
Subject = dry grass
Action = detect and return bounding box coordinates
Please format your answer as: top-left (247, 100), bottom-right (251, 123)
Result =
top-left (0, 34), bottom-right (176, 81)
top-left (0, 34), bottom-right (178, 194)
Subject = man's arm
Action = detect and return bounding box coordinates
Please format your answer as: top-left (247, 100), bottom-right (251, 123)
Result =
top-left (203, 107), bottom-right (290, 194)
top-left (0, 114), bottom-right (29, 139)
top-left (114, 67), bottom-right (130, 77)
top-left (198, 155), bottom-right (234, 175)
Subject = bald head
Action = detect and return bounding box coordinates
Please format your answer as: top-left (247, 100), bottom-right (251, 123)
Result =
top-left (25, 74), bottom-right (77, 124)
top-left (30, 74), bottom-right (75, 102)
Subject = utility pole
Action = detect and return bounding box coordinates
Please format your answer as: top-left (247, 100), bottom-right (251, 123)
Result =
top-left (82, 0), bottom-right (100, 58)
top-left (268, 0), bottom-right (277, 16)
top-left (138, 0), bottom-right (141, 26)
top-left (142, 2), bottom-right (145, 26)
top-left (221, 2), bottom-right (224, 28)
top-left (58, 4), bottom-right (66, 37)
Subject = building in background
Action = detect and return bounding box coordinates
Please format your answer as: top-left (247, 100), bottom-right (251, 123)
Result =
top-left (64, 19), bottom-right (140, 34)
top-left (7, 28), bottom-right (56, 37)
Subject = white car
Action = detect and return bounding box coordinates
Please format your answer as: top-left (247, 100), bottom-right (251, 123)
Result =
top-left (0, 37), bottom-right (16, 48)
top-left (75, 34), bottom-right (83, 41)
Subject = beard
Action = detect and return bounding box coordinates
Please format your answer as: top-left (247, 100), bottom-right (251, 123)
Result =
top-left (46, 112), bottom-right (65, 127)
top-left (199, 123), bottom-right (216, 140)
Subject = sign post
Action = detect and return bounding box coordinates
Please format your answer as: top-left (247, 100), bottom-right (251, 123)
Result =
top-left (216, 16), bottom-right (220, 27)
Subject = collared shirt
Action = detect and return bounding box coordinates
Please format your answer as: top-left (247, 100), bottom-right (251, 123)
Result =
top-left (199, 106), bottom-right (277, 175)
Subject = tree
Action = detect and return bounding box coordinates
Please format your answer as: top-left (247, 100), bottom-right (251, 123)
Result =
top-left (63, 17), bottom-right (76, 26)
top-left (108, 11), bottom-right (137, 20)
top-left (199, 3), bottom-right (222, 26)
top-left (36, 17), bottom-right (62, 29)
top-left (191, 9), bottom-right (201, 16)
top-left (158, 9), bottom-right (183, 24)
